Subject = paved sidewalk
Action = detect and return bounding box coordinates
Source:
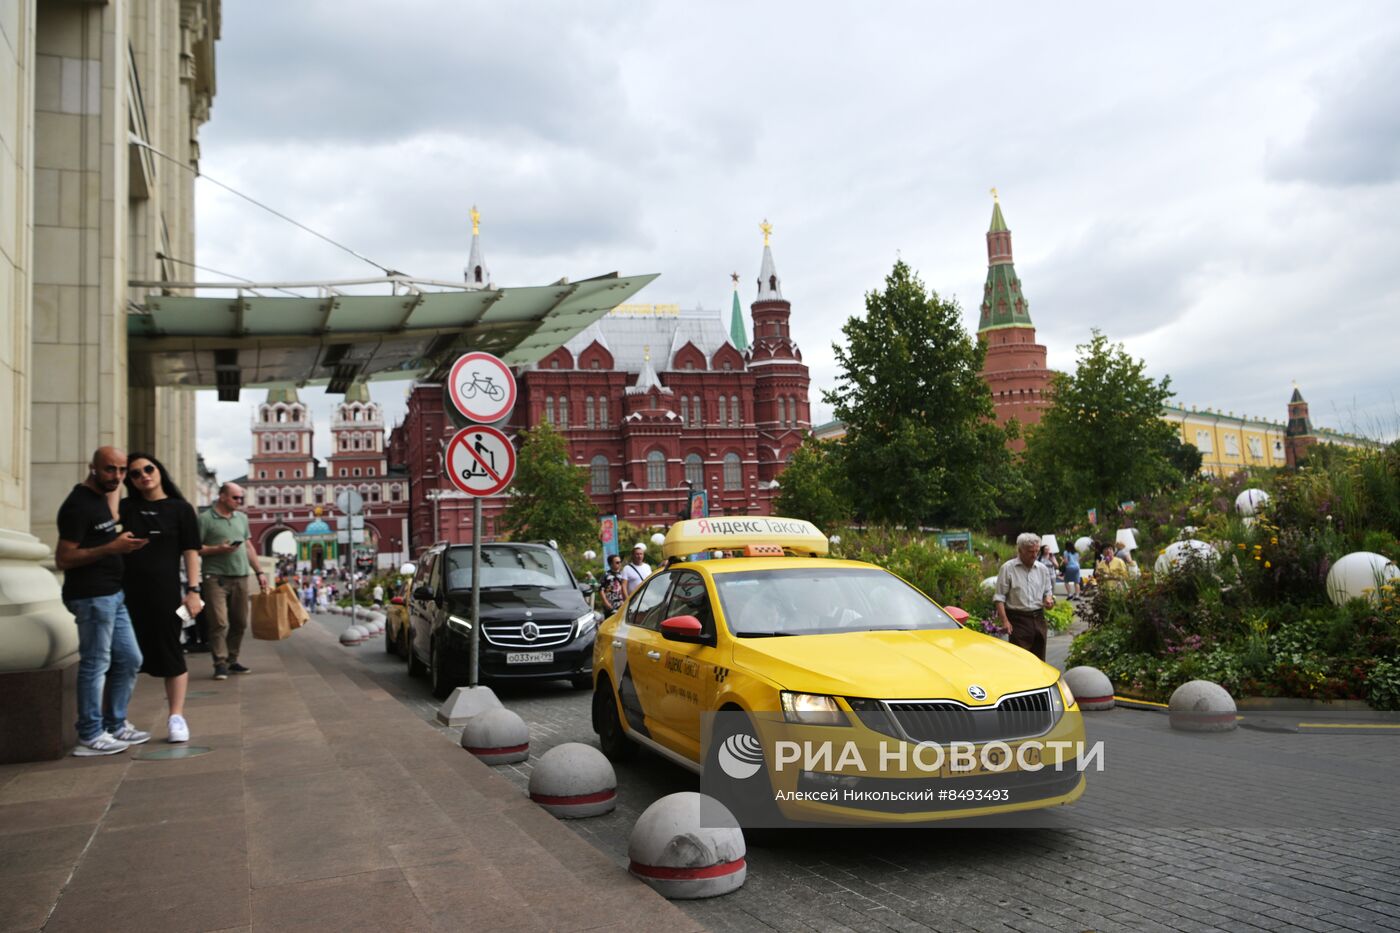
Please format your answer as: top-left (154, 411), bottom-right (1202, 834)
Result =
top-left (0, 617), bottom-right (703, 933)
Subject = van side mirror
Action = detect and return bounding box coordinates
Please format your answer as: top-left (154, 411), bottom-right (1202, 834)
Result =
top-left (413, 584), bottom-right (433, 603)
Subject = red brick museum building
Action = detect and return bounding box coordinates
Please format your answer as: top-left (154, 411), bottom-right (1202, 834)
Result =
top-left (393, 235), bottom-right (812, 554)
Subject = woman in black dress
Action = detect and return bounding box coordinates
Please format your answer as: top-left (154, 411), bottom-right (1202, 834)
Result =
top-left (120, 453), bottom-right (204, 743)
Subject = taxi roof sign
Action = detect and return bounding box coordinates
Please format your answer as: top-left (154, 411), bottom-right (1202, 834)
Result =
top-left (662, 517), bottom-right (828, 560)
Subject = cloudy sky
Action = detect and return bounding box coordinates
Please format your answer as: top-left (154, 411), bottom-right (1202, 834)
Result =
top-left (195, 0), bottom-right (1400, 482)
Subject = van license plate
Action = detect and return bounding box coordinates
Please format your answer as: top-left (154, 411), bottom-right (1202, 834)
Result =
top-left (506, 651), bottom-right (554, 665)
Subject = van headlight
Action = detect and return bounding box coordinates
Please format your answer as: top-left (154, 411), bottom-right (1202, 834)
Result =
top-left (447, 614), bottom-right (472, 636)
top-left (574, 610), bottom-right (601, 638)
top-left (780, 692), bottom-right (849, 726)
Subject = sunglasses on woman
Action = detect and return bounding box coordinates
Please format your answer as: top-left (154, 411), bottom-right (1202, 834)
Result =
top-left (127, 464), bottom-right (157, 477)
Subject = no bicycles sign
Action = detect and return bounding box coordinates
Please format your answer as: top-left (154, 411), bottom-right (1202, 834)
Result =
top-left (446, 351), bottom-right (516, 424)
top-left (443, 426), bottom-right (516, 497)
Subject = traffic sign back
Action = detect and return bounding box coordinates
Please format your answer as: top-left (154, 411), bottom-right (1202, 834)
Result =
top-left (443, 426), bottom-right (516, 497)
top-left (447, 351), bottom-right (516, 424)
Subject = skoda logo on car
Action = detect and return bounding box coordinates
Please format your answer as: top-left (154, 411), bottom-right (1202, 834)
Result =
top-left (967, 684), bottom-right (987, 701)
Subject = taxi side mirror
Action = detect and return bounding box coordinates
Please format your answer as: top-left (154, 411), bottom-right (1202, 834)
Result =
top-left (660, 615), bottom-right (704, 643)
top-left (943, 606), bottom-right (970, 624)
top-left (390, 596), bottom-right (404, 606)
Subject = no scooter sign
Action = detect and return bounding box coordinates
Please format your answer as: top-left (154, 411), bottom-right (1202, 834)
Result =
top-left (443, 425), bottom-right (516, 497)
top-left (447, 351), bottom-right (516, 424)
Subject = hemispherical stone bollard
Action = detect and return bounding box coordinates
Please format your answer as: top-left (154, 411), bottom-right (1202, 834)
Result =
top-left (1063, 666), bottom-right (1115, 710)
top-left (1326, 552), bottom-right (1399, 606)
top-left (1169, 680), bottom-right (1237, 732)
top-left (628, 792), bottom-right (746, 899)
top-left (339, 624), bottom-right (365, 646)
top-left (1235, 488), bottom-right (1270, 517)
top-left (528, 743), bottom-right (617, 818)
top-left (460, 707), bottom-right (529, 764)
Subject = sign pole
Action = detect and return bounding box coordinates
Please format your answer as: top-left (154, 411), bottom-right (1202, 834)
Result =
top-left (348, 495), bottom-right (356, 621)
top-left (469, 496), bottom-right (482, 687)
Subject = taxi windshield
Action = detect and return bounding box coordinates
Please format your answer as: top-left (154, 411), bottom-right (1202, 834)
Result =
top-left (444, 545), bottom-right (572, 591)
top-left (712, 567), bottom-right (960, 637)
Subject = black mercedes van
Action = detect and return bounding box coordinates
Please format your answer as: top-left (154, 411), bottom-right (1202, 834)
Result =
top-left (405, 542), bottom-right (599, 698)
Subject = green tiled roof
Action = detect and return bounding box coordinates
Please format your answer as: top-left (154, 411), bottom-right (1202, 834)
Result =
top-left (989, 202), bottom-right (1008, 233)
top-left (978, 262), bottom-right (1032, 331)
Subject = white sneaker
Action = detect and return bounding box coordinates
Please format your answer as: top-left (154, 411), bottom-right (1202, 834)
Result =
top-left (110, 722), bottom-right (152, 745)
top-left (167, 714), bottom-right (190, 743)
top-left (73, 731), bottom-right (130, 757)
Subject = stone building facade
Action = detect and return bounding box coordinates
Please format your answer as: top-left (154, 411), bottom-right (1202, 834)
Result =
top-left (0, 0), bottom-right (220, 759)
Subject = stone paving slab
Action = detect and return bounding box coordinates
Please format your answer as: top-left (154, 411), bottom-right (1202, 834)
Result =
top-left (0, 617), bottom-right (704, 933)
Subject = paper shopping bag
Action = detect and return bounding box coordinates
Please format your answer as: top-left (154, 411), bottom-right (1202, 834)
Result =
top-left (276, 584), bottom-right (310, 629)
top-left (251, 590), bottom-right (292, 640)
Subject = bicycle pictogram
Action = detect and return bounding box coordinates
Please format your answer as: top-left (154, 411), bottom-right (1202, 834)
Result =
top-left (459, 372), bottom-right (505, 402)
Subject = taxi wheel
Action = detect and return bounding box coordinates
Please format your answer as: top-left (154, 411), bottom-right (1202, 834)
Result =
top-left (593, 681), bottom-right (636, 762)
top-left (707, 709), bottom-right (782, 829)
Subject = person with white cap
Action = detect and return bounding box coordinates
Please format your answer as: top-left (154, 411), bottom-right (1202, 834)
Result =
top-left (621, 543), bottom-right (652, 596)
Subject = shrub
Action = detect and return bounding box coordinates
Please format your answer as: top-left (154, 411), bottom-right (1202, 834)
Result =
top-left (1368, 659), bottom-right (1400, 711)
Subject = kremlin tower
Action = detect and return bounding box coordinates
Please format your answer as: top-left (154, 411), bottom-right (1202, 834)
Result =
top-left (977, 192), bottom-right (1052, 448)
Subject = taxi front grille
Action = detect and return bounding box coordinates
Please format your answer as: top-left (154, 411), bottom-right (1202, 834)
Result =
top-left (480, 620), bottom-right (574, 649)
top-left (853, 689), bottom-right (1057, 745)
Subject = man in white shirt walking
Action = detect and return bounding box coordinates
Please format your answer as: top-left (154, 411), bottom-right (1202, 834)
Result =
top-left (621, 543), bottom-right (651, 596)
top-left (994, 532), bottom-right (1056, 660)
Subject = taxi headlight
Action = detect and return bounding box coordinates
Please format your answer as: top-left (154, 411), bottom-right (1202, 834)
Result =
top-left (447, 614), bottom-right (472, 636)
top-left (574, 610), bottom-right (601, 638)
top-left (780, 692), bottom-right (849, 726)
top-left (1052, 677), bottom-right (1075, 711)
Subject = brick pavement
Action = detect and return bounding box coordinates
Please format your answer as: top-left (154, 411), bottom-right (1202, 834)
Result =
top-left (0, 617), bottom-right (703, 933)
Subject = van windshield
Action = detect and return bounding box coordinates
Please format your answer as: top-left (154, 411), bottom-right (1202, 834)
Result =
top-left (713, 567), bottom-right (960, 637)
top-left (444, 546), bottom-right (573, 591)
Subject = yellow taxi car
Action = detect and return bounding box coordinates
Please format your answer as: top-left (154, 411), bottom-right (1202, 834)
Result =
top-left (591, 517), bottom-right (1086, 824)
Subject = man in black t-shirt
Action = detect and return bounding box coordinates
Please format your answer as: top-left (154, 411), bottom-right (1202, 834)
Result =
top-left (55, 447), bottom-right (152, 756)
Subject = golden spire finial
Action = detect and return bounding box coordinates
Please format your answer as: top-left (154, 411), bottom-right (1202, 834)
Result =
top-left (990, 187), bottom-right (999, 203)
top-left (470, 205), bottom-right (481, 235)
top-left (730, 271), bottom-right (739, 287)
top-left (760, 219), bottom-right (773, 246)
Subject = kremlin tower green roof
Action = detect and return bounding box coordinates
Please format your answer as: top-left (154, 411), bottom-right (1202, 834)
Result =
top-left (266, 387), bottom-right (299, 404)
top-left (343, 381), bottom-right (372, 403)
top-left (977, 192), bottom-right (1034, 333)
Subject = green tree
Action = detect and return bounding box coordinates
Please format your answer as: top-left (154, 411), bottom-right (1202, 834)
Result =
top-left (1022, 330), bottom-right (1182, 528)
top-left (772, 437), bottom-right (851, 530)
top-left (824, 260), bottom-right (1012, 527)
top-left (500, 422), bottom-right (598, 551)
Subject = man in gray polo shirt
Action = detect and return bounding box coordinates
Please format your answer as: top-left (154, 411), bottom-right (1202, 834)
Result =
top-left (198, 482), bottom-right (269, 680)
top-left (994, 532), bottom-right (1056, 660)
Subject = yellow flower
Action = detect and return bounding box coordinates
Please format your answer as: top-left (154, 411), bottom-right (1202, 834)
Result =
top-left (1254, 555), bottom-right (1261, 561)
top-left (1264, 561), bottom-right (1272, 568)
top-left (1270, 537), bottom-right (1278, 545)
top-left (1238, 544), bottom-right (1246, 550)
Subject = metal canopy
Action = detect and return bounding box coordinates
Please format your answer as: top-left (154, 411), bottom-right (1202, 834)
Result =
top-left (127, 272), bottom-right (660, 398)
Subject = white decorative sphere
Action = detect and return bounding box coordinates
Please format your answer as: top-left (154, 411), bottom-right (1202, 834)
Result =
top-left (461, 708), bottom-right (530, 764)
top-left (1153, 540), bottom-right (1220, 575)
top-left (1063, 666), bottom-right (1115, 710)
top-left (1168, 680), bottom-right (1237, 732)
top-left (980, 576), bottom-right (997, 591)
top-left (629, 792), bottom-right (746, 899)
top-left (529, 743), bottom-right (617, 818)
top-left (1074, 536), bottom-right (1094, 556)
top-left (1235, 489), bottom-right (1270, 517)
top-left (1326, 552), bottom-right (1399, 606)
top-left (650, 532), bottom-right (666, 547)
top-left (583, 550), bottom-right (596, 561)
top-left (829, 534), bottom-right (841, 546)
